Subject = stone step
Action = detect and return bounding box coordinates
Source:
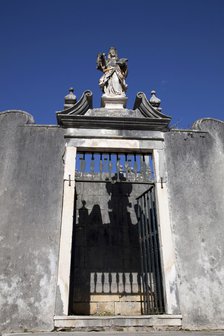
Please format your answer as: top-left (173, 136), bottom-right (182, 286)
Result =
top-left (4, 332), bottom-right (224, 336)
top-left (54, 314), bottom-right (182, 330)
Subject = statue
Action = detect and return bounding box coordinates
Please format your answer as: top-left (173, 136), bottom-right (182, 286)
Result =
top-left (96, 47), bottom-right (128, 97)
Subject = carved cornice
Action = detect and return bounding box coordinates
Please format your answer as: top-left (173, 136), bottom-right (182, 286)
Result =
top-left (57, 115), bottom-right (170, 131)
top-left (56, 91), bottom-right (171, 131)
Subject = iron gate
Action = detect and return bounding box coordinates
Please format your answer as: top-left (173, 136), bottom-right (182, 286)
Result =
top-left (70, 151), bottom-right (165, 315)
top-left (136, 186), bottom-right (165, 314)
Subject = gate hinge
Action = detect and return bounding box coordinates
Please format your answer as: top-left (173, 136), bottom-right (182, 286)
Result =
top-left (160, 177), bottom-right (164, 189)
top-left (64, 174), bottom-right (75, 186)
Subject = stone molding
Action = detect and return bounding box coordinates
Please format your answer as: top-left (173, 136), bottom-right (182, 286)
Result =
top-left (56, 91), bottom-right (171, 131)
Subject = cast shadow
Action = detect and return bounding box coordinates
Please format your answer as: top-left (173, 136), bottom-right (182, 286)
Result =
top-left (69, 174), bottom-right (143, 315)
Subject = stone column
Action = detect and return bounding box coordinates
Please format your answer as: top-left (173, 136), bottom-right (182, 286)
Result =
top-left (153, 149), bottom-right (180, 315)
top-left (55, 146), bottom-right (77, 316)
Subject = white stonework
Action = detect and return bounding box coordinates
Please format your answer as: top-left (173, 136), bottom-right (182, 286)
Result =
top-left (55, 135), bottom-right (180, 321)
top-left (101, 95), bottom-right (127, 109)
top-left (56, 146), bottom-right (77, 315)
top-left (67, 138), bottom-right (164, 151)
top-left (153, 149), bottom-right (180, 314)
top-left (54, 314), bottom-right (182, 328)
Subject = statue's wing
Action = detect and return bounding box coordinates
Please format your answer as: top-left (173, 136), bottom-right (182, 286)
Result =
top-left (96, 53), bottom-right (106, 70)
top-left (96, 53), bottom-right (102, 69)
top-left (118, 58), bottom-right (128, 64)
top-left (117, 58), bottom-right (128, 76)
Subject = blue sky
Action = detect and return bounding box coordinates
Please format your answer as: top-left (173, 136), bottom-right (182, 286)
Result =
top-left (0, 0), bottom-right (224, 128)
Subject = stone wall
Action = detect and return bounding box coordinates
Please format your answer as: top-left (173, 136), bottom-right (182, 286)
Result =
top-left (164, 119), bottom-right (224, 329)
top-left (1, 110), bottom-right (224, 331)
top-left (0, 111), bottom-right (65, 332)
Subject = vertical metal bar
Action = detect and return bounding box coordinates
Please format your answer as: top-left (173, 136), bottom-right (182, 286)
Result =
top-left (150, 154), bottom-right (155, 181)
top-left (128, 158), bottom-right (132, 181)
top-left (94, 272), bottom-right (97, 293)
top-left (101, 272), bottom-right (105, 293)
top-left (129, 272), bottom-right (133, 293)
top-left (99, 153), bottom-right (103, 180)
top-left (134, 154), bottom-right (138, 181)
top-left (90, 152), bottom-right (95, 180)
top-left (80, 153), bottom-right (86, 177)
top-left (125, 153), bottom-right (129, 181)
top-left (139, 195), bottom-right (149, 314)
top-left (137, 198), bottom-right (147, 314)
top-left (141, 195), bottom-right (148, 313)
top-left (116, 272), bottom-right (119, 293)
top-left (144, 190), bottom-right (155, 314)
top-left (142, 193), bottom-right (152, 314)
top-left (150, 188), bottom-right (164, 313)
top-left (109, 272), bottom-right (112, 294)
top-left (145, 154), bottom-right (152, 181)
top-left (103, 154), bottom-right (107, 171)
top-left (116, 153), bottom-right (120, 182)
top-left (146, 190), bottom-right (158, 313)
top-left (108, 153), bottom-right (112, 180)
top-left (103, 154), bottom-right (108, 179)
top-left (141, 155), bottom-right (146, 182)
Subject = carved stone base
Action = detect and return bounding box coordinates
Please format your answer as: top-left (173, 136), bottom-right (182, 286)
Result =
top-left (101, 95), bottom-right (127, 109)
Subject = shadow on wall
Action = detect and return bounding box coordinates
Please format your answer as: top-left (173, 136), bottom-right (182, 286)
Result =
top-left (69, 174), bottom-right (144, 315)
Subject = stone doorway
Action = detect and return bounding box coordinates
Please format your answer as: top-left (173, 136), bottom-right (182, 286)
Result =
top-left (68, 151), bottom-right (164, 316)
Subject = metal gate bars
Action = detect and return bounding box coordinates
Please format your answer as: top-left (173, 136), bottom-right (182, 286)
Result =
top-left (136, 186), bottom-right (165, 315)
top-left (75, 152), bottom-right (154, 183)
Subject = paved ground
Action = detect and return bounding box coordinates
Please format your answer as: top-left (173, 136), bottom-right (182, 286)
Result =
top-left (4, 332), bottom-right (224, 336)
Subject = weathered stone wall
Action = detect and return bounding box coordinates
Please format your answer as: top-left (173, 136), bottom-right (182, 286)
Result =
top-left (1, 110), bottom-right (224, 331)
top-left (0, 111), bottom-right (65, 332)
top-left (164, 119), bottom-right (224, 329)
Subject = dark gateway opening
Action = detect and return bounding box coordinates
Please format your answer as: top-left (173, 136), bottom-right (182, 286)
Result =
top-left (69, 153), bottom-right (164, 316)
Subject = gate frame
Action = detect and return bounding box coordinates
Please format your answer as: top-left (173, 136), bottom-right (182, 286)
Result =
top-left (55, 135), bottom-right (180, 319)
top-left (136, 185), bottom-right (165, 315)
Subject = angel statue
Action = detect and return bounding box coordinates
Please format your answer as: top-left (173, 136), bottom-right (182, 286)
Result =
top-left (96, 47), bottom-right (128, 97)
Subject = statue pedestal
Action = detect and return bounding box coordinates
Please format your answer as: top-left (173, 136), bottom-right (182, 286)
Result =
top-left (101, 95), bottom-right (127, 109)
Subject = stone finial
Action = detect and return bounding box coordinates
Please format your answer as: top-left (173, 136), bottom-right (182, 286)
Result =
top-left (150, 90), bottom-right (162, 111)
top-left (64, 87), bottom-right (77, 110)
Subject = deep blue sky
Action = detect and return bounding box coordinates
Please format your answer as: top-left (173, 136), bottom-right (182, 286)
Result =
top-left (0, 0), bottom-right (224, 128)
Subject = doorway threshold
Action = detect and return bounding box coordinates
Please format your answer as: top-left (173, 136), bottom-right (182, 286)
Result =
top-left (54, 315), bottom-right (182, 330)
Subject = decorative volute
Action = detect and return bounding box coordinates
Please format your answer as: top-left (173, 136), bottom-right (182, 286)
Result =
top-left (64, 88), bottom-right (77, 110)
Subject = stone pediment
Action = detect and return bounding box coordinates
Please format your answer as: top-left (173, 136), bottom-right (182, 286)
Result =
top-left (56, 90), bottom-right (171, 131)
